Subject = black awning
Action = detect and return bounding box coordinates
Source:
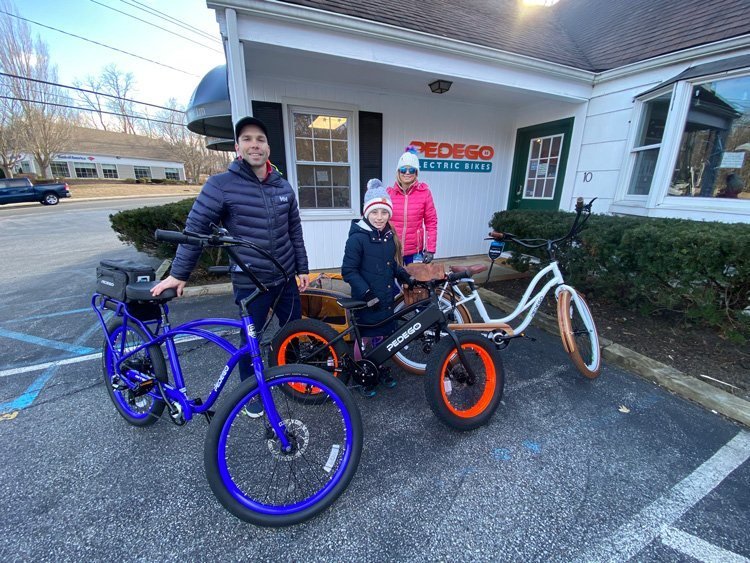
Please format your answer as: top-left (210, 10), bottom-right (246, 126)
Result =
top-left (186, 65), bottom-right (233, 139)
top-left (637, 54), bottom-right (750, 98)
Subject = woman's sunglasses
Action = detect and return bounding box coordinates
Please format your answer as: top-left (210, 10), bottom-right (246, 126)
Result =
top-left (398, 167), bottom-right (417, 175)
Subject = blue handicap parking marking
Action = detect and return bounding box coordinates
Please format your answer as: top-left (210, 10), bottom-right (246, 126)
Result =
top-left (522, 440), bottom-right (542, 455)
top-left (492, 448), bottom-right (512, 461)
top-left (0, 311), bottom-right (102, 416)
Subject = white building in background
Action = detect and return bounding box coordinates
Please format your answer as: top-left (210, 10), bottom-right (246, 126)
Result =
top-left (19, 126), bottom-right (185, 182)
top-left (185, 0), bottom-right (750, 269)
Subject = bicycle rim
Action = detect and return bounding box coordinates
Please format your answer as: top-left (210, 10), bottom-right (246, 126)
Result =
top-left (103, 320), bottom-right (166, 424)
top-left (276, 331), bottom-right (342, 394)
top-left (212, 374), bottom-right (359, 523)
top-left (557, 290), bottom-right (601, 378)
top-left (439, 342), bottom-right (498, 418)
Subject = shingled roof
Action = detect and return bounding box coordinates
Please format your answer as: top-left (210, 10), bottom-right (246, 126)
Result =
top-left (65, 127), bottom-right (181, 162)
top-left (276, 0), bottom-right (750, 72)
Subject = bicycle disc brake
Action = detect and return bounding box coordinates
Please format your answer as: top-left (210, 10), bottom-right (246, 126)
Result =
top-left (352, 359), bottom-right (378, 387)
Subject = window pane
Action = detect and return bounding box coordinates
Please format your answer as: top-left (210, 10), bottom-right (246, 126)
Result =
top-left (551, 136), bottom-right (561, 155)
top-left (331, 167), bottom-right (349, 187)
top-left (296, 138), bottom-right (313, 161)
top-left (297, 165), bottom-right (315, 186)
top-left (134, 166), bottom-right (151, 179)
top-left (299, 187), bottom-right (316, 208)
top-left (531, 139), bottom-right (541, 158)
top-left (75, 163), bottom-right (98, 178)
top-left (313, 140), bottom-right (331, 162)
top-left (669, 75), bottom-right (750, 200)
top-left (316, 187), bottom-right (333, 207)
top-left (543, 179), bottom-right (555, 198)
top-left (541, 137), bottom-right (551, 157)
top-left (295, 114), bottom-right (312, 138)
top-left (315, 167), bottom-right (331, 186)
top-left (636, 91), bottom-right (671, 147)
top-left (330, 117), bottom-right (348, 140)
top-left (332, 187), bottom-right (350, 208)
top-left (311, 115), bottom-right (331, 139)
top-left (331, 140), bottom-right (348, 162)
top-left (628, 148), bottom-right (659, 195)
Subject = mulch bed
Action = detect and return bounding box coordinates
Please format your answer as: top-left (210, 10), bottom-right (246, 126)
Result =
top-left (485, 277), bottom-right (750, 402)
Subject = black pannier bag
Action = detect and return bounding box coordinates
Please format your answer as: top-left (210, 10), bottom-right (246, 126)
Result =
top-left (96, 259), bottom-right (155, 302)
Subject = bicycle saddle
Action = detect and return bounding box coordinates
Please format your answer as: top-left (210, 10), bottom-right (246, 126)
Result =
top-left (449, 264), bottom-right (487, 275)
top-left (125, 281), bottom-right (178, 302)
top-left (336, 297), bottom-right (370, 310)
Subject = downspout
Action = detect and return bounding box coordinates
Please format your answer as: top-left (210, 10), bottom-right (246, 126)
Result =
top-left (224, 8), bottom-right (251, 124)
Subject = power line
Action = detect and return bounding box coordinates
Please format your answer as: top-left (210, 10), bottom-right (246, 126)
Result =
top-left (0, 9), bottom-right (201, 77)
top-left (0, 95), bottom-right (186, 126)
top-left (0, 72), bottom-right (185, 113)
top-left (89, 0), bottom-right (223, 54)
top-left (120, 0), bottom-right (222, 44)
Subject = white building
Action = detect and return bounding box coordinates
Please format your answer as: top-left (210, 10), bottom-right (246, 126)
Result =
top-left (187, 0), bottom-right (750, 269)
top-left (21, 126), bottom-right (186, 182)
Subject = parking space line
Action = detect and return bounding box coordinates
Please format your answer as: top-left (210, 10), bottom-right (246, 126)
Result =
top-left (661, 527), bottom-right (749, 562)
top-left (0, 327), bottom-right (96, 355)
top-left (4, 307), bottom-right (91, 324)
top-left (575, 431), bottom-right (750, 562)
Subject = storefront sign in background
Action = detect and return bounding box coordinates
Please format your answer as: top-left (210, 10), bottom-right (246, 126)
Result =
top-left (410, 140), bottom-right (494, 173)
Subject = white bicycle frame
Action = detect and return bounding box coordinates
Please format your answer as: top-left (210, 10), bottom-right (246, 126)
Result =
top-left (437, 261), bottom-right (573, 334)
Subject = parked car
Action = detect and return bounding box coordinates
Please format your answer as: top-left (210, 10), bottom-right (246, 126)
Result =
top-left (0, 177), bottom-right (71, 205)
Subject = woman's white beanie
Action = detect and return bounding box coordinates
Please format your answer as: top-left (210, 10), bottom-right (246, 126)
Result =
top-left (397, 146), bottom-right (420, 172)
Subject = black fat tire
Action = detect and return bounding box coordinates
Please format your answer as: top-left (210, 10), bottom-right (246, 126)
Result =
top-left (102, 317), bottom-right (167, 426)
top-left (424, 332), bottom-right (504, 431)
top-left (204, 365), bottom-right (363, 527)
top-left (270, 318), bottom-right (350, 403)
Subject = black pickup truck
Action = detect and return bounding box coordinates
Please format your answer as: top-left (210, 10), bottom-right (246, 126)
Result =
top-left (0, 177), bottom-right (71, 205)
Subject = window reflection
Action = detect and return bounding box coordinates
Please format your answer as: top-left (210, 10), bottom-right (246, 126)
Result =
top-left (669, 75), bottom-right (750, 200)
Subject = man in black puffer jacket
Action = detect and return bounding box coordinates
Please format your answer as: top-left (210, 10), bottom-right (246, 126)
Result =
top-left (152, 116), bottom-right (309, 390)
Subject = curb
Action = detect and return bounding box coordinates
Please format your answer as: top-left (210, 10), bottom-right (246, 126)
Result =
top-left (476, 288), bottom-right (750, 428)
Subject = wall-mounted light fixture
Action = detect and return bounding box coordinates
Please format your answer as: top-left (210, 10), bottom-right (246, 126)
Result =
top-left (429, 79), bottom-right (452, 94)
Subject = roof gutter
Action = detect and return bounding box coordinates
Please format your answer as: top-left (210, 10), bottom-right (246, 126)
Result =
top-left (593, 34), bottom-right (750, 85)
top-left (208, 0), bottom-right (595, 84)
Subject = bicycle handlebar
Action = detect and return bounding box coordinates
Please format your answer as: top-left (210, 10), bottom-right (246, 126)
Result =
top-left (155, 229), bottom-right (207, 247)
top-left (154, 227), bottom-right (290, 291)
top-left (487, 197), bottom-right (596, 250)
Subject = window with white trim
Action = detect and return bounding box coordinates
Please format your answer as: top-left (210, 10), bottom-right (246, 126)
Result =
top-left (134, 166), bottom-right (151, 179)
top-left (74, 162), bottom-right (98, 179)
top-left (290, 108), bottom-right (352, 210)
top-left (50, 161), bottom-right (69, 178)
top-left (626, 90), bottom-right (671, 196)
top-left (102, 164), bottom-right (118, 179)
top-left (165, 167), bottom-right (180, 180)
top-left (668, 74), bottom-right (750, 200)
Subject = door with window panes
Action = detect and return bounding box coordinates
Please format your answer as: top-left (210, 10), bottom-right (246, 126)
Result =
top-left (508, 118), bottom-right (573, 211)
top-left (291, 109), bottom-right (352, 210)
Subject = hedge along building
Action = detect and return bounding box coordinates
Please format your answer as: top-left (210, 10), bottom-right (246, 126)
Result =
top-left (19, 126), bottom-right (186, 182)
top-left (188, 0), bottom-right (750, 270)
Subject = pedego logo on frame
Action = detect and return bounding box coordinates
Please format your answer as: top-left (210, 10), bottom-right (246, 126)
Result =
top-left (410, 140), bottom-right (495, 173)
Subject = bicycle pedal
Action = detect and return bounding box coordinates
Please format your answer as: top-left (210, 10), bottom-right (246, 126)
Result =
top-left (131, 378), bottom-right (155, 396)
top-left (203, 409), bottom-right (215, 423)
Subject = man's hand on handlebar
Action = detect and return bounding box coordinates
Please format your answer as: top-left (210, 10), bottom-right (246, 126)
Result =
top-left (151, 275), bottom-right (186, 297)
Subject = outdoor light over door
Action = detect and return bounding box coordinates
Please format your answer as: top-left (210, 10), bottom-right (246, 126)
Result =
top-left (429, 79), bottom-right (452, 94)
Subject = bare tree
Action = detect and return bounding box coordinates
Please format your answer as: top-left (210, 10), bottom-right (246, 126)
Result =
top-left (0, 79), bottom-right (24, 177)
top-left (101, 64), bottom-right (138, 134)
top-left (0, 0), bottom-right (73, 177)
top-left (73, 74), bottom-right (110, 130)
top-left (151, 98), bottom-right (230, 183)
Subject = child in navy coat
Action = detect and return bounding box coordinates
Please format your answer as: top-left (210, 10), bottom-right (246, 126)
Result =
top-left (342, 179), bottom-right (413, 395)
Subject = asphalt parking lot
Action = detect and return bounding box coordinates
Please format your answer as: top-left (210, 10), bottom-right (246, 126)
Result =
top-left (2, 291), bottom-right (749, 562)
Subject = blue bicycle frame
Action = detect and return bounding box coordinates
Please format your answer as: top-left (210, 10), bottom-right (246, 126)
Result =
top-left (92, 294), bottom-right (293, 450)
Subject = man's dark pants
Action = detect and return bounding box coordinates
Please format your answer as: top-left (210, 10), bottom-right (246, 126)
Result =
top-left (233, 280), bottom-right (302, 381)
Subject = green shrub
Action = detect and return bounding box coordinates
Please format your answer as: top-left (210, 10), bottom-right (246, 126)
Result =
top-left (151, 178), bottom-right (166, 184)
top-left (124, 178), bottom-right (137, 184)
top-left (109, 198), bottom-right (227, 276)
top-left (489, 210), bottom-right (750, 340)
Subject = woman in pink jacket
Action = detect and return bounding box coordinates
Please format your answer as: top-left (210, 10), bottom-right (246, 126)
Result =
top-left (386, 146), bottom-right (438, 264)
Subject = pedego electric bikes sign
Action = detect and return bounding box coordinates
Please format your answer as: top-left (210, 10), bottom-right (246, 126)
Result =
top-left (410, 140), bottom-right (494, 173)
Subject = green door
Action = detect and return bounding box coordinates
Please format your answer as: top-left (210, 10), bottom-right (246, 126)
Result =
top-left (507, 118), bottom-right (574, 211)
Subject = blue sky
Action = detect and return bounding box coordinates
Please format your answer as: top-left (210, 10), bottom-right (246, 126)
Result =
top-left (13, 0), bottom-right (225, 108)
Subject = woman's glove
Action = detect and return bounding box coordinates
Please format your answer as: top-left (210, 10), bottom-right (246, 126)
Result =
top-left (422, 251), bottom-right (434, 264)
top-left (362, 289), bottom-right (380, 309)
